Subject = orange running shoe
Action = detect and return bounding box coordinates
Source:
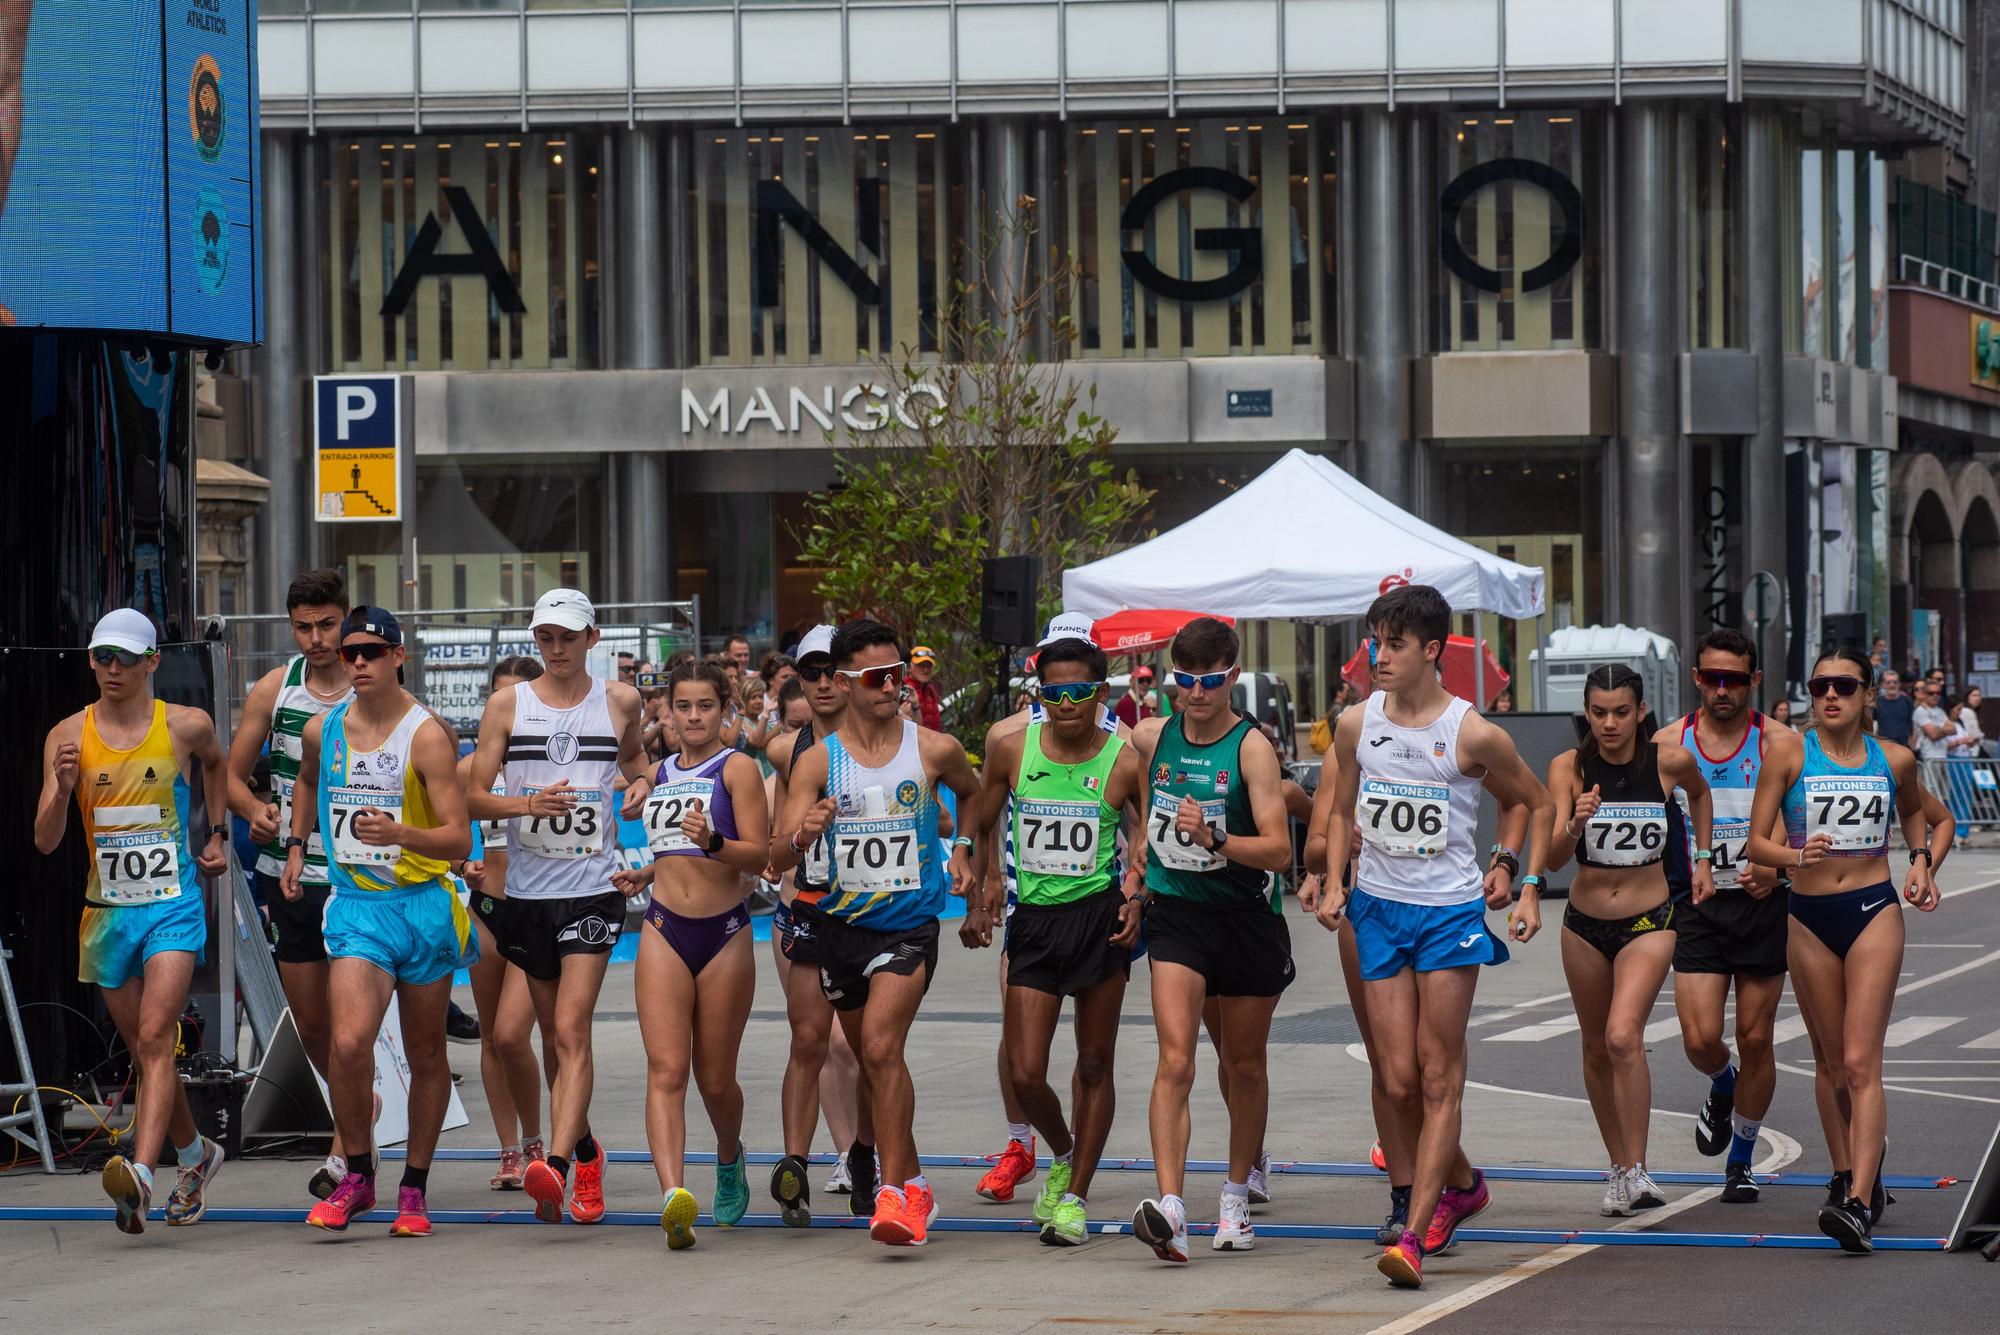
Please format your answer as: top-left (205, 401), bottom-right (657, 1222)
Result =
top-left (390, 1186), bottom-right (433, 1237)
top-left (868, 1186), bottom-right (911, 1245)
top-left (975, 1137), bottom-right (1036, 1203)
top-left (900, 1182), bottom-right (938, 1247)
top-left (571, 1154), bottom-right (606, 1224)
top-left (1370, 1140), bottom-right (1388, 1172)
top-left (523, 1159), bottom-right (566, 1224)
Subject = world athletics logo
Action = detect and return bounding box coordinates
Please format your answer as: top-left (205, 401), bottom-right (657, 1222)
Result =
top-left (189, 55), bottom-right (224, 163)
top-left (192, 188), bottom-right (229, 294)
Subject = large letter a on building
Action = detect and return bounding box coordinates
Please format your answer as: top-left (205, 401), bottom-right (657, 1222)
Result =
top-left (381, 186), bottom-right (528, 317)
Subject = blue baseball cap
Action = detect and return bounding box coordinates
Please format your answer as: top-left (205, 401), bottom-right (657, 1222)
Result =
top-left (342, 606), bottom-right (403, 645)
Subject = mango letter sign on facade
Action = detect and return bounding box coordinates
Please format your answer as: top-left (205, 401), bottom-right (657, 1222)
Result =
top-left (315, 375), bottom-right (403, 523)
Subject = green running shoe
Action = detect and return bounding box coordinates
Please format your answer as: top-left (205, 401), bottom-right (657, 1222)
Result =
top-left (1032, 1157), bottom-right (1072, 1225)
top-left (1040, 1193), bottom-right (1087, 1247)
top-left (714, 1145), bottom-right (750, 1226)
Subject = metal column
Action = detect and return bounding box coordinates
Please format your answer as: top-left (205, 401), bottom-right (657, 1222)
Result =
top-left (1615, 104), bottom-right (1684, 647)
top-left (1354, 108), bottom-right (1410, 506)
top-left (983, 117), bottom-right (1028, 336)
top-left (1743, 107), bottom-right (1791, 688)
top-left (254, 131), bottom-right (309, 603)
top-left (615, 125), bottom-right (673, 606)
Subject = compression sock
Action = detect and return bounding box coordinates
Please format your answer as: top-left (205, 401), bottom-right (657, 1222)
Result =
top-left (1708, 1063), bottom-right (1738, 1095)
top-left (1728, 1114), bottom-right (1762, 1165)
top-left (176, 1137), bottom-right (206, 1169)
top-left (401, 1165), bottom-right (430, 1193)
top-left (548, 1156), bottom-right (571, 1180)
top-left (574, 1133), bottom-right (600, 1164)
top-left (350, 1153), bottom-right (375, 1181)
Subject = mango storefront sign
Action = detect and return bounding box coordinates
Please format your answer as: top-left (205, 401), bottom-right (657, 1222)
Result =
top-left (679, 374), bottom-right (946, 442)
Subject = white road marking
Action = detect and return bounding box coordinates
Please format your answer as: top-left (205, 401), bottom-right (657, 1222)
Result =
top-left (1642, 1016), bottom-right (1683, 1042)
top-left (1905, 942), bottom-right (1989, 948)
top-left (1940, 876), bottom-right (2000, 901)
top-left (1466, 989), bottom-right (1579, 1029)
top-left (1963, 1027), bottom-right (2000, 1050)
top-left (1892, 946), bottom-right (2000, 998)
top-left (1485, 1015), bottom-right (1581, 1043)
top-left (1881, 1015), bottom-right (1964, 1046)
top-left (1777, 1060), bottom-right (2000, 1105)
top-left (1772, 1015), bottom-right (1811, 1044)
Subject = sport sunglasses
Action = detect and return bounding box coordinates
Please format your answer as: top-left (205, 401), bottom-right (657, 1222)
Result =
top-left (338, 642), bottom-right (397, 664)
top-left (1039, 680), bottom-right (1103, 705)
top-left (796, 662), bottom-right (834, 683)
top-left (1172, 669), bottom-right (1232, 691)
top-left (90, 648), bottom-right (153, 668)
top-left (1807, 674), bottom-right (1863, 698)
top-left (1696, 668), bottom-right (1753, 690)
top-left (836, 661), bottom-right (906, 690)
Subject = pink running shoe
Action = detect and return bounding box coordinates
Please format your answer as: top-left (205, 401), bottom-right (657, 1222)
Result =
top-left (1423, 1168), bottom-right (1490, 1254)
top-left (491, 1147), bottom-right (525, 1191)
top-left (307, 1173), bottom-right (378, 1232)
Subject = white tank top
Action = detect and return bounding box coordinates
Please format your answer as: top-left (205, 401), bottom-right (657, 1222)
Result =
top-left (501, 676), bottom-right (623, 899)
top-left (1353, 691), bottom-right (1484, 907)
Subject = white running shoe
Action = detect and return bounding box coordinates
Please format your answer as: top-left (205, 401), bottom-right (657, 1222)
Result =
top-left (825, 1151), bottom-right (853, 1195)
top-left (1600, 1166), bottom-right (1634, 1217)
top-left (1247, 1153), bottom-right (1272, 1206)
top-left (1133, 1196), bottom-right (1189, 1263)
top-left (1629, 1164), bottom-right (1666, 1209)
top-left (1213, 1191), bottom-right (1255, 1251)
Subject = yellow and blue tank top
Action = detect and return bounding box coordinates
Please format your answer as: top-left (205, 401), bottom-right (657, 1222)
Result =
top-left (316, 701), bottom-right (452, 893)
top-left (823, 720), bottom-right (945, 931)
top-left (77, 701), bottom-right (201, 907)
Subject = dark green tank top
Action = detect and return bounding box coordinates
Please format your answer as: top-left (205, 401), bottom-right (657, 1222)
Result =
top-left (1142, 713), bottom-right (1266, 903)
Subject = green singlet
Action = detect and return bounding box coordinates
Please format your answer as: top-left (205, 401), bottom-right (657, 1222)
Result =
top-left (1011, 723), bottom-right (1124, 907)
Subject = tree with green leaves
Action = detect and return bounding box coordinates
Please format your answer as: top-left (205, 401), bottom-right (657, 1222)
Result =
top-left (796, 197), bottom-right (1152, 745)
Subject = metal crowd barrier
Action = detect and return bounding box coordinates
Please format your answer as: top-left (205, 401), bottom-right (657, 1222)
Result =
top-left (1922, 757), bottom-right (2000, 830)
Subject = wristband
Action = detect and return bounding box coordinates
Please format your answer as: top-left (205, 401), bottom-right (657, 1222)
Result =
top-left (1519, 874), bottom-right (1545, 891)
top-left (1489, 852), bottom-right (1519, 877)
top-left (791, 828), bottom-right (813, 853)
top-left (951, 835), bottom-right (974, 850)
top-left (1489, 843), bottom-right (1518, 861)
top-left (1910, 847), bottom-right (1934, 865)
top-left (1692, 848), bottom-right (1713, 863)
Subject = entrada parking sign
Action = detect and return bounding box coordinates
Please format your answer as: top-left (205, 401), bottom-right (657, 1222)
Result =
top-left (314, 375), bottom-right (402, 522)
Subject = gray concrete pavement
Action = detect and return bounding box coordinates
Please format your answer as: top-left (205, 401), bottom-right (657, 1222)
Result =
top-left (5, 856), bottom-right (1999, 1334)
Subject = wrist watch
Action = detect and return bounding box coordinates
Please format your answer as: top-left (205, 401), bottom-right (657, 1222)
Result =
top-left (1692, 848), bottom-right (1714, 863)
top-left (206, 823), bottom-right (228, 840)
top-left (705, 829), bottom-right (726, 856)
top-left (1209, 826), bottom-right (1230, 852)
top-left (283, 836), bottom-right (305, 853)
top-left (1910, 847), bottom-right (1934, 865)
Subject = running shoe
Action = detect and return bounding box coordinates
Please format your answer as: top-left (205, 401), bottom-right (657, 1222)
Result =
top-left (1818, 1195), bottom-right (1874, 1254)
top-left (571, 1153), bottom-right (607, 1224)
top-left (885, 1181), bottom-right (939, 1247)
top-left (1720, 1161), bottom-right (1760, 1204)
top-left (1213, 1191), bottom-right (1254, 1251)
top-left (1132, 1197), bottom-right (1189, 1264)
top-left (976, 1136), bottom-right (1037, 1203)
top-left (1694, 1083), bottom-right (1734, 1157)
top-left (523, 1158), bottom-right (567, 1224)
top-left (390, 1186), bottom-right (432, 1237)
top-left (490, 1146), bottom-right (526, 1191)
top-left (1423, 1168), bottom-right (1490, 1254)
top-left (1376, 1186), bottom-right (1411, 1246)
top-left (1869, 1143), bottom-right (1894, 1224)
top-left (714, 1146), bottom-right (750, 1227)
top-left (771, 1154), bottom-right (812, 1228)
top-left (1377, 1229), bottom-right (1425, 1289)
top-left (825, 1151), bottom-right (853, 1196)
top-left (1247, 1152), bottom-right (1272, 1206)
top-left (661, 1186), bottom-right (698, 1250)
top-left (306, 1173), bottom-right (377, 1232)
top-left (101, 1156), bottom-right (151, 1236)
top-left (1825, 1169), bottom-right (1852, 1211)
top-left (1041, 1194), bottom-right (1087, 1248)
top-left (1369, 1140), bottom-right (1388, 1172)
top-left (847, 1145), bottom-right (879, 1217)
top-left (1600, 1166), bottom-right (1634, 1217)
top-left (1629, 1164), bottom-right (1666, 1209)
top-left (308, 1158), bottom-right (344, 1201)
top-left (1032, 1158), bottom-right (1073, 1227)
top-left (868, 1185), bottom-right (918, 1245)
top-left (165, 1136), bottom-right (225, 1226)
top-left (445, 1001), bottom-right (481, 1045)
top-left (522, 1136), bottom-right (548, 1167)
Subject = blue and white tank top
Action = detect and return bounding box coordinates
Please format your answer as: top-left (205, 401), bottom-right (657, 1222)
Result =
top-left (823, 720), bottom-right (945, 930)
top-left (1678, 712), bottom-right (1764, 891)
top-left (1784, 729), bottom-right (1894, 858)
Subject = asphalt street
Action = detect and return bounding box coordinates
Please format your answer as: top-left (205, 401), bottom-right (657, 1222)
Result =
top-left (5, 855), bottom-right (1999, 1333)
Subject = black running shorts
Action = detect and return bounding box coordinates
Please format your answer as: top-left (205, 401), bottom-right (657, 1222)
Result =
top-left (1673, 886), bottom-right (1790, 977)
top-left (1005, 884), bottom-right (1132, 997)
top-left (1142, 894), bottom-right (1295, 998)
top-left (260, 873), bottom-right (331, 965)
top-left (483, 890), bottom-right (627, 981)
top-left (795, 901), bottom-right (939, 1013)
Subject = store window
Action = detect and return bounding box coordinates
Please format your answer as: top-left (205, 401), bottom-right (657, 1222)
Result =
top-left (1686, 107), bottom-right (1737, 350)
top-left (1052, 119), bottom-right (1336, 358)
top-left (326, 459), bottom-right (603, 613)
top-left (690, 125), bottom-right (967, 366)
top-left (1434, 110), bottom-right (1604, 352)
top-left (328, 134), bottom-right (602, 372)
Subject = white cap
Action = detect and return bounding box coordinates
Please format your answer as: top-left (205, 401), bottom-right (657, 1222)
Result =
top-left (88, 608), bottom-right (158, 656)
top-left (1039, 610), bottom-right (1096, 647)
top-left (795, 623), bottom-right (837, 661)
top-left (531, 588), bottom-right (596, 631)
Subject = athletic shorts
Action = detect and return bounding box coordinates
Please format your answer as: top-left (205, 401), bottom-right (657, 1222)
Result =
top-left (1563, 900), bottom-right (1676, 963)
top-left (258, 871), bottom-right (332, 965)
top-left (1674, 885), bottom-right (1790, 977)
top-left (1143, 894), bottom-right (1294, 998)
top-left (486, 890), bottom-right (626, 982)
top-left (774, 894), bottom-right (828, 965)
top-left (78, 893), bottom-right (208, 990)
top-left (794, 900), bottom-right (939, 1013)
top-left (1347, 889), bottom-right (1509, 981)
top-left (1005, 884), bottom-right (1132, 997)
top-left (322, 885), bottom-right (477, 986)
top-left (644, 897), bottom-right (752, 976)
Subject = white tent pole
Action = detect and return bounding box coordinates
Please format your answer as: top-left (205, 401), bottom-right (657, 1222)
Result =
top-left (1474, 614), bottom-right (1485, 709)
top-left (1536, 611), bottom-right (1548, 710)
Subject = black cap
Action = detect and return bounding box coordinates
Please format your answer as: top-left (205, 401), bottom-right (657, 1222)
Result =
top-left (342, 606), bottom-right (403, 645)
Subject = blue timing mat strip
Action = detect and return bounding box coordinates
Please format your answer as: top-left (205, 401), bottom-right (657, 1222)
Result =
top-left (376, 1147), bottom-right (1956, 1190)
top-left (0, 1205), bottom-right (1949, 1250)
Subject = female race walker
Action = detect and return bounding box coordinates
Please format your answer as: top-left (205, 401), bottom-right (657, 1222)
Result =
top-left (613, 660), bottom-right (770, 1249)
top-left (1545, 665), bottom-right (1714, 1216)
top-left (1746, 649), bottom-right (1948, 1254)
